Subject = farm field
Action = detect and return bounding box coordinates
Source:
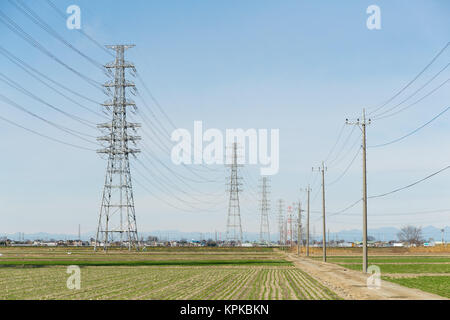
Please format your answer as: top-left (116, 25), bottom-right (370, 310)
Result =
top-left (0, 247), bottom-right (288, 266)
top-left (0, 247), bottom-right (340, 300)
top-left (381, 276), bottom-right (450, 299)
top-left (305, 249), bottom-right (450, 299)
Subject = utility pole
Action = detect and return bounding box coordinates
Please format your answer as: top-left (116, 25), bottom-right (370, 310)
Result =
top-left (259, 177), bottom-right (271, 244)
top-left (321, 162), bottom-right (327, 262)
top-left (313, 163), bottom-right (327, 262)
top-left (346, 108), bottom-right (371, 272)
top-left (305, 186), bottom-right (311, 256)
top-left (226, 142), bottom-right (243, 245)
top-left (297, 201), bottom-right (303, 255)
top-left (441, 229), bottom-right (445, 245)
top-left (95, 44), bottom-right (140, 252)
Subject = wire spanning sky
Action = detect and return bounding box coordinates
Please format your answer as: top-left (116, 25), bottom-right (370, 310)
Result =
top-left (0, 0), bottom-right (449, 236)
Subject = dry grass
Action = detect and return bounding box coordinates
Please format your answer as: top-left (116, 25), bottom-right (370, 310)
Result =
top-left (288, 246), bottom-right (450, 256)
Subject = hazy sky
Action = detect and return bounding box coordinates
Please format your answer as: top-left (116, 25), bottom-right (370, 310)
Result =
top-left (0, 0), bottom-right (449, 238)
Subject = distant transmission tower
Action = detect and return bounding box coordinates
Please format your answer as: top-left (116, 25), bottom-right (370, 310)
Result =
top-left (287, 205), bottom-right (293, 247)
top-left (259, 177), bottom-right (270, 244)
top-left (277, 199), bottom-right (284, 245)
top-left (95, 45), bottom-right (141, 251)
top-left (226, 142), bottom-right (243, 244)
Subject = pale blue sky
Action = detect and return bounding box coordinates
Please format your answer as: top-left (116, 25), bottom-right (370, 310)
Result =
top-left (0, 0), bottom-right (449, 237)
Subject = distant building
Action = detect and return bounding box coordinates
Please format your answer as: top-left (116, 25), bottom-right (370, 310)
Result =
top-left (392, 242), bottom-right (404, 247)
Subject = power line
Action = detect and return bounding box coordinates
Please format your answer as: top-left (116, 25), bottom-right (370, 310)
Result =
top-left (368, 42), bottom-right (450, 115)
top-left (0, 47), bottom-right (105, 120)
top-left (9, 0), bottom-right (104, 70)
top-left (369, 165), bottom-right (450, 199)
top-left (0, 114), bottom-right (95, 151)
top-left (132, 162), bottom-right (225, 210)
top-left (372, 63), bottom-right (450, 119)
top-left (132, 114), bottom-right (222, 183)
top-left (135, 157), bottom-right (223, 205)
top-left (320, 165), bottom-right (450, 217)
top-left (132, 176), bottom-right (221, 213)
top-left (373, 78), bottom-right (450, 121)
top-left (369, 106), bottom-right (450, 148)
top-left (139, 145), bottom-right (224, 187)
top-left (44, 0), bottom-right (114, 58)
top-left (328, 208), bottom-right (450, 217)
top-left (0, 93), bottom-right (99, 145)
top-left (135, 74), bottom-right (222, 174)
top-left (0, 45), bottom-right (102, 106)
top-left (0, 10), bottom-right (103, 90)
top-left (327, 146), bottom-right (361, 187)
top-left (327, 125), bottom-right (357, 167)
top-left (0, 71), bottom-right (97, 129)
top-left (324, 123), bottom-right (346, 163)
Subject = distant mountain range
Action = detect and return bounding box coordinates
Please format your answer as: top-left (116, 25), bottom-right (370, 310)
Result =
top-left (3, 225), bottom-right (449, 243)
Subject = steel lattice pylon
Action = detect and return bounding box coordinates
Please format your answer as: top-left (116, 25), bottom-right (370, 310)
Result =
top-left (95, 45), bottom-right (141, 251)
top-left (226, 143), bottom-right (243, 245)
top-left (277, 199), bottom-right (284, 245)
top-left (259, 177), bottom-right (270, 244)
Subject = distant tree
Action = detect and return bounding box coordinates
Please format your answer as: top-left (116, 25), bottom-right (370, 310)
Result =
top-left (146, 236), bottom-right (158, 242)
top-left (367, 236), bottom-right (376, 242)
top-left (397, 225), bottom-right (423, 245)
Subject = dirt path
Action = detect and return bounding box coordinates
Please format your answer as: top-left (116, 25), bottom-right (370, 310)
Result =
top-left (285, 253), bottom-right (447, 300)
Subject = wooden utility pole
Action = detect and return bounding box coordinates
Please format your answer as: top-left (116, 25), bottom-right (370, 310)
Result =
top-left (313, 164), bottom-right (327, 262)
top-left (362, 110), bottom-right (368, 273)
top-left (297, 201), bottom-right (302, 255)
top-left (346, 108), bottom-right (370, 273)
top-left (321, 162), bottom-right (327, 262)
top-left (306, 186), bottom-right (310, 256)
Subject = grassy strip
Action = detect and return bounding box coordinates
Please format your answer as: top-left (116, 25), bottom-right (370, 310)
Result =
top-left (339, 263), bottom-right (450, 274)
top-left (382, 276), bottom-right (450, 299)
top-left (0, 259), bottom-right (292, 267)
top-left (312, 256), bottom-right (450, 263)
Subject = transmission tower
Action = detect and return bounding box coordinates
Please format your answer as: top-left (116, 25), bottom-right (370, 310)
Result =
top-left (95, 45), bottom-right (141, 251)
top-left (287, 205), bottom-right (293, 247)
top-left (277, 199), bottom-right (284, 245)
top-left (259, 177), bottom-right (270, 244)
top-left (226, 142), bottom-right (243, 245)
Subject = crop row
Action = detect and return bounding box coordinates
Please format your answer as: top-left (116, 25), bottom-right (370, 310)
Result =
top-left (0, 265), bottom-right (339, 300)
